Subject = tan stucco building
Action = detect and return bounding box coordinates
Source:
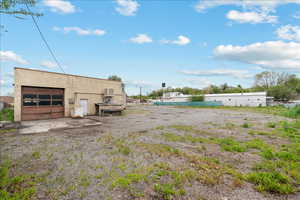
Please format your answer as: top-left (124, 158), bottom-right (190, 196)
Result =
top-left (14, 67), bottom-right (125, 121)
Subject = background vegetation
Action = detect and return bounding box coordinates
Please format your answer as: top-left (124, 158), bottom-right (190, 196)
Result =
top-left (145, 71), bottom-right (300, 102)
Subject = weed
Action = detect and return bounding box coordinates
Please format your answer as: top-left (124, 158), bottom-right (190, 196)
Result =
top-left (245, 138), bottom-right (270, 151)
top-left (31, 151), bottom-right (41, 159)
top-left (156, 125), bottom-right (165, 130)
top-left (111, 173), bottom-right (145, 189)
top-left (260, 149), bottom-right (275, 160)
top-left (0, 161), bottom-right (38, 200)
top-left (217, 138), bottom-right (247, 152)
top-left (246, 171), bottom-right (293, 194)
top-left (162, 132), bottom-right (206, 144)
top-left (267, 122), bottom-right (276, 128)
top-left (154, 183), bottom-right (177, 200)
top-left (169, 125), bottom-right (194, 132)
top-left (224, 123), bottom-right (235, 130)
top-left (241, 123), bottom-right (250, 128)
top-left (78, 172), bottom-right (91, 187)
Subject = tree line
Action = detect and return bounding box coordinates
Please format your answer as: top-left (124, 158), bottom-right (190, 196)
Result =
top-left (146, 71), bottom-right (300, 102)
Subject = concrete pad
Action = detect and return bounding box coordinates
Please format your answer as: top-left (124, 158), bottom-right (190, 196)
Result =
top-left (19, 117), bottom-right (101, 134)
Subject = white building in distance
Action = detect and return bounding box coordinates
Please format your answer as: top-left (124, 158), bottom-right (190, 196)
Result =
top-left (161, 92), bottom-right (269, 107)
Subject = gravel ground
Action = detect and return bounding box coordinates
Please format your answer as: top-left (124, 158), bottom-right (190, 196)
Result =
top-left (1, 105), bottom-right (299, 200)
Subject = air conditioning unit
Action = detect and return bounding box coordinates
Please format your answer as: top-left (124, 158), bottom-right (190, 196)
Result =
top-left (104, 88), bottom-right (114, 96)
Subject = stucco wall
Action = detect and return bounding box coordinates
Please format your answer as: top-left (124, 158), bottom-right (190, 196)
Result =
top-left (14, 68), bottom-right (125, 121)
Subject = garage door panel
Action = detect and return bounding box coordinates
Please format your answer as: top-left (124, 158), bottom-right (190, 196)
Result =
top-left (21, 86), bottom-right (64, 121)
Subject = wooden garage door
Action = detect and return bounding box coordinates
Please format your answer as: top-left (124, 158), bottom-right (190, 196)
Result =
top-left (21, 86), bottom-right (64, 121)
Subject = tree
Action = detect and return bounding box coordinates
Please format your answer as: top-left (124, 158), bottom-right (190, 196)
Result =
top-left (0, 0), bottom-right (42, 17)
top-left (108, 75), bottom-right (122, 81)
top-left (268, 85), bottom-right (296, 102)
top-left (254, 71), bottom-right (292, 89)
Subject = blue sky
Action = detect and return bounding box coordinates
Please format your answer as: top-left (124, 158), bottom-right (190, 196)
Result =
top-left (2, 0), bottom-right (300, 95)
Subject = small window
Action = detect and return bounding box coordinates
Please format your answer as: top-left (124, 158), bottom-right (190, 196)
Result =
top-left (23, 94), bottom-right (37, 99)
top-left (23, 101), bottom-right (37, 106)
top-left (39, 101), bottom-right (51, 106)
top-left (23, 94), bottom-right (37, 106)
top-left (52, 95), bottom-right (63, 100)
top-left (52, 101), bottom-right (63, 106)
top-left (39, 95), bottom-right (51, 99)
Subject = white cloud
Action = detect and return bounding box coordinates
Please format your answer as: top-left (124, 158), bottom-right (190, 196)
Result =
top-left (161, 35), bottom-right (191, 46)
top-left (226, 10), bottom-right (277, 24)
top-left (181, 69), bottom-right (252, 79)
top-left (214, 41), bottom-right (300, 70)
top-left (276, 25), bottom-right (300, 41)
top-left (53, 26), bottom-right (106, 36)
top-left (40, 60), bottom-right (58, 68)
top-left (0, 51), bottom-right (29, 65)
top-left (115, 0), bottom-right (139, 16)
top-left (195, 0), bottom-right (300, 13)
top-left (129, 34), bottom-right (152, 44)
top-left (184, 77), bottom-right (213, 88)
top-left (43, 0), bottom-right (76, 14)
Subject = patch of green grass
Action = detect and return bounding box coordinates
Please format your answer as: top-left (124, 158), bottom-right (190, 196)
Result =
top-left (0, 129), bottom-right (17, 134)
top-left (245, 139), bottom-right (270, 150)
top-left (284, 106), bottom-right (300, 119)
top-left (217, 138), bottom-right (247, 152)
top-left (0, 161), bottom-right (38, 200)
top-left (136, 142), bottom-right (181, 157)
top-left (155, 125), bottom-right (165, 130)
top-left (267, 122), bottom-right (276, 128)
top-left (162, 132), bottom-right (207, 144)
top-left (223, 123), bottom-right (236, 130)
top-left (176, 105), bottom-right (289, 118)
top-left (169, 125), bottom-right (194, 132)
top-left (31, 151), bottom-right (41, 159)
top-left (154, 183), bottom-right (178, 200)
top-left (78, 172), bottom-right (91, 188)
top-left (246, 171), bottom-right (293, 194)
top-left (111, 173), bottom-right (145, 189)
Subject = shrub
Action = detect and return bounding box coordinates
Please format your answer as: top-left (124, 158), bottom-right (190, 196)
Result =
top-left (284, 106), bottom-right (300, 119)
top-left (0, 108), bottom-right (14, 122)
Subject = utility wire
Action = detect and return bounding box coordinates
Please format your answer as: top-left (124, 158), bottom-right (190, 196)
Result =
top-left (25, 3), bottom-right (66, 74)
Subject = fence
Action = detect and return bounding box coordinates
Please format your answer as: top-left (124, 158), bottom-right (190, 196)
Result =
top-left (153, 101), bottom-right (223, 107)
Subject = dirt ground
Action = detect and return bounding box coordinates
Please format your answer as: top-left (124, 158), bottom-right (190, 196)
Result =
top-left (1, 105), bottom-right (299, 200)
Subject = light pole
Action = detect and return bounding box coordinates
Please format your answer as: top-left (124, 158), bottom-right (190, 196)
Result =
top-left (162, 83), bottom-right (166, 102)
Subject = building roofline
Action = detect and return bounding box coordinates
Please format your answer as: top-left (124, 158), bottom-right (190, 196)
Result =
top-left (14, 67), bottom-right (122, 83)
top-left (204, 92), bottom-right (267, 97)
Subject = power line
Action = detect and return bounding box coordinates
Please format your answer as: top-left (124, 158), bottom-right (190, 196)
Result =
top-left (25, 3), bottom-right (66, 74)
